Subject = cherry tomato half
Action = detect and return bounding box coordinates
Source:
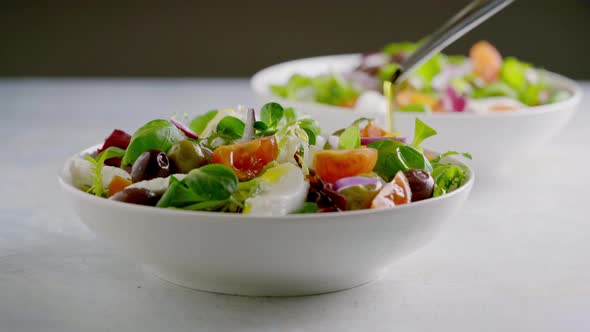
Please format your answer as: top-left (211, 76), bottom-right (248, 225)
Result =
top-left (313, 148), bottom-right (378, 183)
top-left (470, 40), bottom-right (502, 83)
top-left (211, 136), bottom-right (278, 181)
top-left (360, 122), bottom-right (389, 138)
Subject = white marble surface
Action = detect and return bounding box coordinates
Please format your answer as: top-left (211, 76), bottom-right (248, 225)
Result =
top-left (1, 79), bottom-right (589, 332)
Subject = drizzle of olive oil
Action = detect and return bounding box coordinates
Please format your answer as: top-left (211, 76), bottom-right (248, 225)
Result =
top-left (383, 80), bottom-right (396, 134)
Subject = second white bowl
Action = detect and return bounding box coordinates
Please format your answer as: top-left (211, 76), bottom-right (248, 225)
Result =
top-left (251, 54), bottom-right (582, 174)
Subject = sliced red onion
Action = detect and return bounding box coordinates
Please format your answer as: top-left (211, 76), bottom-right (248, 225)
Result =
top-left (238, 108), bottom-right (255, 143)
top-left (442, 86), bottom-right (467, 112)
top-left (344, 70), bottom-right (381, 91)
top-left (171, 118), bottom-right (199, 140)
top-left (361, 136), bottom-right (407, 145)
top-left (333, 176), bottom-right (381, 192)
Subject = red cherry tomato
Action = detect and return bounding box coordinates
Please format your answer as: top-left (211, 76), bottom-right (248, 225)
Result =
top-left (313, 148), bottom-right (378, 183)
top-left (211, 136), bottom-right (278, 181)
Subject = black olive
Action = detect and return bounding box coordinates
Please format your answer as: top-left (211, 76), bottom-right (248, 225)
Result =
top-left (404, 169), bottom-right (434, 202)
top-left (110, 188), bottom-right (160, 206)
top-left (131, 150), bottom-right (171, 183)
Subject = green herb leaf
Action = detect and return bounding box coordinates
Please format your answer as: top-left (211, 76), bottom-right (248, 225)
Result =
top-left (430, 151), bottom-right (473, 164)
top-left (382, 41), bottom-right (418, 55)
top-left (411, 118), bottom-right (437, 150)
top-left (367, 139), bottom-right (406, 181)
top-left (271, 74), bottom-right (359, 106)
top-left (349, 117), bottom-right (374, 128)
top-left (397, 145), bottom-right (433, 173)
top-left (298, 118), bottom-right (321, 145)
top-left (416, 53), bottom-right (443, 89)
top-left (293, 202), bottom-right (320, 214)
top-left (431, 164), bottom-right (468, 196)
top-left (399, 103), bottom-right (430, 113)
top-left (501, 57), bottom-right (531, 92)
top-left (368, 140), bottom-right (432, 182)
top-left (472, 82), bottom-right (518, 99)
top-left (253, 121), bottom-right (268, 131)
top-left (378, 63), bottom-right (401, 82)
top-left (284, 107), bottom-right (297, 124)
top-left (121, 119), bottom-right (185, 167)
top-left (189, 110), bottom-right (218, 135)
top-left (86, 147), bottom-right (126, 197)
top-left (216, 116), bottom-right (245, 140)
top-left (157, 165), bottom-right (238, 208)
top-left (338, 126), bottom-right (361, 150)
top-left (260, 102), bottom-right (284, 127)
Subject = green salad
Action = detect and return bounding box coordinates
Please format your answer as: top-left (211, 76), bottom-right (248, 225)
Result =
top-left (69, 103), bottom-right (471, 215)
top-left (271, 41), bottom-right (570, 113)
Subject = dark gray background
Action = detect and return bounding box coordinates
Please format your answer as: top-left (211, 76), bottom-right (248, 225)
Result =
top-left (1, 0), bottom-right (589, 78)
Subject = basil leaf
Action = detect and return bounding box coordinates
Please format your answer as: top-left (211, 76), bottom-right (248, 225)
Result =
top-left (397, 145), bottom-right (433, 173)
top-left (338, 126), bottom-right (361, 150)
top-left (367, 140), bottom-right (406, 181)
top-left (411, 118), bottom-right (437, 150)
top-left (216, 116), bottom-right (245, 140)
top-left (368, 140), bottom-right (432, 181)
top-left (121, 119), bottom-right (185, 167)
top-left (157, 165), bottom-right (238, 208)
top-left (260, 102), bottom-right (284, 127)
top-left (189, 110), bottom-right (218, 135)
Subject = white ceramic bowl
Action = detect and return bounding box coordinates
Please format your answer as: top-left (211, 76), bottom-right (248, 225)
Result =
top-left (59, 146), bottom-right (473, 296)
top-left (251, 54), bottom-right (582, 174)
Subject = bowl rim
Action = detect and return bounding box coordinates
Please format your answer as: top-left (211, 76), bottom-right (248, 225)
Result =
top-left (250, 53), bottom-right (583, 119)
top-left (59, 145), bottom-right (474, 223)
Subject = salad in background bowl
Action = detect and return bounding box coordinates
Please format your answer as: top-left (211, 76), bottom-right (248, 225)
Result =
top-left (268, 41), bottom-right (570, 113)
top-left (251, 41), bottom-right (582, 174)
top-left (59, 103), bottom-right (473, 296)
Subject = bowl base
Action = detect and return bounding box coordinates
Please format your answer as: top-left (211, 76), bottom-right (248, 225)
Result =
top-left (144, 264), bottom-right (384, 297)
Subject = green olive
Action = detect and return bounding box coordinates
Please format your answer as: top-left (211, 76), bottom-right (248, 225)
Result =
top-left (167, 140), bottom-right (208, 174)
top-left (338, 183), bottom-right (382, 210)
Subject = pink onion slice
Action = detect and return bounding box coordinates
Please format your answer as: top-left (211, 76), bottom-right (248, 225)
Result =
top-left (170, 118), bottom-right (199, 140)
top-left (333, 176), bottom-right (381, 192)
top-left (360, 136), bottom-right (407, 145)
top-left (442, 87), bottom-right (467, 112)
top-left (202, 146), bottom-right (213, 156)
